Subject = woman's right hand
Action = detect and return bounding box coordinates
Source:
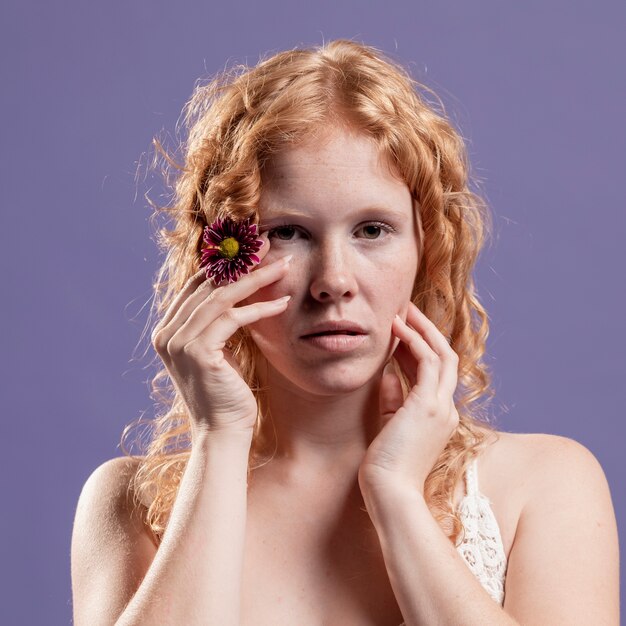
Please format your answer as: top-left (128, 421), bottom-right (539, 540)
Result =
top-left (151, 239), bottom-right (291, 440)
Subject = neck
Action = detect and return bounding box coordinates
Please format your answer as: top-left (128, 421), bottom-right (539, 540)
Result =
top-left (254, 363), bottom-right (384, 481)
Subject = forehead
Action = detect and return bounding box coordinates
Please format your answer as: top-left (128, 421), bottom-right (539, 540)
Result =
top-left (259, 128), bottom-right (410, 215)
top-left (262, 128), bottom-right (397, 182)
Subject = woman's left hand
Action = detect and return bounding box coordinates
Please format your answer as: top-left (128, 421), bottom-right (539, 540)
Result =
top-left (357, 301), bottom-right (460, 500)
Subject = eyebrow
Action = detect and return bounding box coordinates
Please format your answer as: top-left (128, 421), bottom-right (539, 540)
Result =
top-left (260, 205), bottom-right (409, 223)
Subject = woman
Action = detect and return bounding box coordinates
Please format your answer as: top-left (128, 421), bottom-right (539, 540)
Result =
top-left (71, 40), bottom-right (619, 625)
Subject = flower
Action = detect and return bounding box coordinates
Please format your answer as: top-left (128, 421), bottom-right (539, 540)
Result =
top-left (200, 216), bottom-right (264, 284)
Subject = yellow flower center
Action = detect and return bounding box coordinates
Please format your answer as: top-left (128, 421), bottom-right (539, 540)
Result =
top-left (219, 237), bottom-right (240, 259)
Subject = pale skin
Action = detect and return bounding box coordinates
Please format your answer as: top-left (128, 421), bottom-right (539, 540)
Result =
top-left (71, 126), bottom-right (620, 625)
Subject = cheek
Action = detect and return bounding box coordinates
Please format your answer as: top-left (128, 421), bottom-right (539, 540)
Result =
top-left (371, 253), bottom-right (417, 305)
top-left (243, 263), bottom-right (303, 305)
top-left (374, 281), bottom-right (411, 323)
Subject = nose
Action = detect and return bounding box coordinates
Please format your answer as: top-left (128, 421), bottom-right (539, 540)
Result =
top-left (309, 239), bottom-right (359, 302)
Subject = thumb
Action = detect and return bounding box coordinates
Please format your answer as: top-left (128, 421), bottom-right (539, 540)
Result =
top-left (379, 366), bottom-right (404, 426)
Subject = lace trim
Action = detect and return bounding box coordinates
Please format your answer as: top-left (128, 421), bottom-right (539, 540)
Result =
top-left (397, 459), bottom-right (507, 625)
top-left (455, 491), bottom-right (507, 605)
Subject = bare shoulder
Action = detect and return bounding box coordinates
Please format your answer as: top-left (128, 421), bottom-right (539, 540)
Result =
top-left (507, 431), bottom-right (617, 531)
top-left (72, 454), bottom-right (154, 551)
top-left (81, 456), bottom-right (147, 515)
top-left (483, 429), bottom-right (613, 504)
top-left (482, 431), bottom-right (620, 624)
top-left (71, 456), bottom-right (157, 626)
top-left (91, 454), bottom-right (143, 486)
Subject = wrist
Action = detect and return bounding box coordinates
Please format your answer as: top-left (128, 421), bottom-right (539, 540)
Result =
top-left (192, 427), bottom-right (253, 454)
top-left (361, 480), bottom-right (425, 525)
top-left (359, 467), bottom-right (423, 502)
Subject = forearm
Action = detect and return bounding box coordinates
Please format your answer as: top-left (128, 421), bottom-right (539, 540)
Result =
top-left (116, 430), bottom-right (252, 626)
top-left (364, 486), bottom-right (518, 626)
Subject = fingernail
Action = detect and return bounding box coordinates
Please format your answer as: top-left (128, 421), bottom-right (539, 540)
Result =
top-left (282, 254), bottom-right (293, 265)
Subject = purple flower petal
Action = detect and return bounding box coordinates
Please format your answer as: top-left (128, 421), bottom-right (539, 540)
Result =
top-left (200, 216), bottom-right (264, 284)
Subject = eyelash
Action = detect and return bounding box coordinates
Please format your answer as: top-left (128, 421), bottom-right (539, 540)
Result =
top-left (266, 221), bottom-right (396, 241)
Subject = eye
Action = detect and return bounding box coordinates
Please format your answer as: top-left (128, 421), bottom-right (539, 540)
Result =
top-left (267, 224), bottom-right (301, 241)
top-left (355, 221), bottom-right (394, 240)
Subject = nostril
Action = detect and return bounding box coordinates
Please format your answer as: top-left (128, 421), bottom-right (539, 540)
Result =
top-left (310, 273), bottom-right (358, 301)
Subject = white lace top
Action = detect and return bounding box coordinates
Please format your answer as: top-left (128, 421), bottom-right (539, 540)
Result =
top-left (398, 457), bottom-right (507, 624)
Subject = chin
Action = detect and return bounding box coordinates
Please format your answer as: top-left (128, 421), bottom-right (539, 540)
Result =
top-left (265, 357), bottom-right (384, 397)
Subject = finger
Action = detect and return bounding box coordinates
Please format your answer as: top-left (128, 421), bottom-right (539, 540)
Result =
top-left (186, 295), bottom-right (291, 352)
top-left (405, 302), bottom-right (454, 358)
top-left (405, 303), bottom-right (458, 396)
top-left (156, 234), bottom-right (271, 337)
top-left (154, 265), bottom-right (210, 338)
top-left (166, 255), bottom-right (292, 349)
top-left (391, 314), bottom-right (440, 393)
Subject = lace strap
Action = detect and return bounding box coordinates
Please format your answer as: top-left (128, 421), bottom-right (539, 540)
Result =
top-left (464, 457), bottom-right (480, 497)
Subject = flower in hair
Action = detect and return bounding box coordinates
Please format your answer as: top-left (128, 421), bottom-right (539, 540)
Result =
top-left (200, 216), bottom-right (264, 284)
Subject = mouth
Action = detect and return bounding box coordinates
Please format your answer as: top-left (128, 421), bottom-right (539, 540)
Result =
top-left (300, 321), bottom-right (367, 338)
top-left (302, 330), bottom-right (362, 338)
top-left (299, 322), bottom-right (368, 353)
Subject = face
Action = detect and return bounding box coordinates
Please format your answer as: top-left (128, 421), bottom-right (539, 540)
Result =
top-left (244, 126), bottom-right (421, 396)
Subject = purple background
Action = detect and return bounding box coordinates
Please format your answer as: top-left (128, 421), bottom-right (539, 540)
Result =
top-left (2, 1), bottom-right (624, 623)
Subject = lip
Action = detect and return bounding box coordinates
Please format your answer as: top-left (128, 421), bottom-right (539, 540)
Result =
top-left (299, 320), bottom-right (368, 353)
top-left (300, 333), bottom-right (367, 352)
top-left (300, 320), bottom-right (367, 337)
